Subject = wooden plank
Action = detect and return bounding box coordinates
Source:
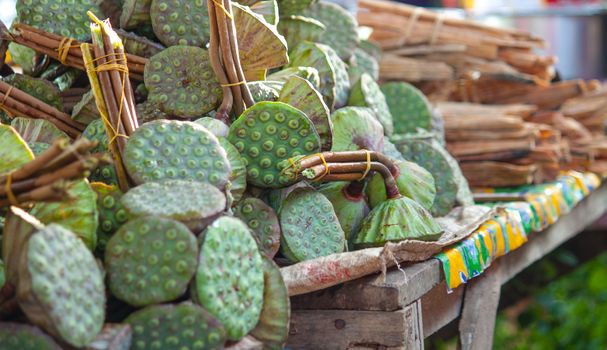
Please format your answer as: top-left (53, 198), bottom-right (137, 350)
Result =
top-left (286, 306), bottom-right (422, 350)
top-left (458, 261), bottom-right (503, 350)
top-left (421, 281), bottom-right (464, 337)
top-left (290, 259), bottom-right (441, 311)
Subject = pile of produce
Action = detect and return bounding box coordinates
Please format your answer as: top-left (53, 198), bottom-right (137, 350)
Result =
top-left (0, 0), bottom-right (471, 348)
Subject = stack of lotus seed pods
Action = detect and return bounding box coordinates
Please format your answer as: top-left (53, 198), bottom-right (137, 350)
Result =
top-left (0, 0), bottom-right (475, 348)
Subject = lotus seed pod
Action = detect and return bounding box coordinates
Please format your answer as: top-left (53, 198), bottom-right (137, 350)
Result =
top-left (354, 196), bottom-right (443, 248)
top-left (301, 1), bottom-right (359, 61)
top-left (121, 180), bottom-right (226, 231)
top-left (86, 324), bottom-right (132, 350)
top-left (330, 107), bottom-right (384, 152)
top-left (106, 216), bottom-right (198, 306)
top-left (279, 76), bottom-right (333, 151)
top-left (72, 90), bottom-right (101, 125)
top-left (248, 0), bottom-right (279, 26)
top-left (91, 182), bottom-right (130, 257)
top-left (17, 224), bottom-right (105, 347)
top-left (288, 41), bottom-right (337, 110)
top-left (228, 101), bottom-right (321, 188)
top-left (145, 46), bottom-right (222, 118)
top-left (82, 119), bottom-right (110, 153)
top-left (367, 160), bottom-right (436, 210)
top-left (359, 39), bottom-right (382, 60)
top-left (116, 29), bottom-right (166, 58)
top-left (277, 15), bottom-right (325, 51)
top-left (381, 82), bottom-right (433, 135)
top-left (15, 0), bottom-right (101, 41)
top-left (135, 100), bottom-right (169, 124)
top-left (195, 216), bottom-right (265, 340)
top-left (1, 74), bottom-right (63, 124)
top-left (194, 117), bottom-right (230, 138)
top-left (218, 138), bottom-right (248, 203)
top-left (250, 257), bottom-right (290, 350)
top-left (267, 66), bottom-right (321, 90)
top-left (383, 139), bottom-right (405, 161)
top-left (124, 120), bottom-right (231, 189)
top-left (2, 207), bottom-right (42, 287)
top-left (150, 0), bottom-right (210, 47)
top-left (318, 182), bottom-right (370, 246)
top-left (30, 179), bottom-right (99, 250)
top-left (233, 3), bottom-right (289, 74)
top-left (0, 124), bottom-right (34, 174)
top-left (432, 107), bottom-right (447, 146)
top-left (279, 188), bottom-right (346, 262)
top-left (348, 73), bottom-right (394, 136)
top-left (322, 44), bottom-right (350, 109)
top-left (247, 81), bottom-right (282, 103)
top-left (120, 0), bottom-right (152, 30)
top-left (7, 43), bottom-right (37, 75)
top-left (26, 142), bottom-right (50, 156)
top-left (125, 302), bottom-right (226, 350)
top-left (234, 197), bottom-right (281, 258)
top-left (277, 0), bottom-right (318, 16)
top-left (0, 323), bottom-right (62, 350)
top-left (396, 138), bottom-right (474, 216)
top-left (348, 47), bottom-right (380, 84)
top-left (90, 162), bottom-right (120, 186)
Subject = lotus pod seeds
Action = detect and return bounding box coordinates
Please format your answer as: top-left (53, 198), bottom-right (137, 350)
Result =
top-left (250, 257), bottom-right (290, 350)
top-left (349, 73), bottom-right (394, 136)
top-left (17, 224), bottom-right (105, 347)
top-left (15, 0), bottom-right (101, 41)
top-left (0, 323), bottom-right (62, 350)
top-left (123, 120), bottom-right (231, 189)
top-left (194, 216), bottom-right (264, 340)
top-left (144, 46), bottom-right (222, 118)
top-left (106, 216), bottom-right (198, 306)
top-left (1, 74), bottom-right (63, 124)
top-left (150, 0), bottom-right (210, 47)
top-left (91, 182), bottom-right (130, 257)
top-left (228, 101), bottom-right (321, 188)
top-left (279, 189), bottom-right (346, 262)
top-left (381, 82), bottom-right (433, 135)
top-left (234, 197), bottom-right (281, 258)
top-left (125, 302), bottom-right (226, 350)
top-left (330, 107), bottom-right (384, 153)
top-left (279, 75), bottom-right (333, 151)
top-left (82, 119), bottom-right (110, 153)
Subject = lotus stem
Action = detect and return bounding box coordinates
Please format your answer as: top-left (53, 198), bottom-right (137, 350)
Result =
top-left (207, 0), bottom-right (233, 123)
top-left (295, 151), bottom-right (400, 176)
top-left (223, 0), bottom-right (254, 108)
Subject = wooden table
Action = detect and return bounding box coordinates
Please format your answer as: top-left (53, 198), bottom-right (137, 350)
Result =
top-left (286, 183), bottom-right (607, 350)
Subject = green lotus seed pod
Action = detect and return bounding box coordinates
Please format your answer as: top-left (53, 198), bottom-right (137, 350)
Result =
top-left (194, 117), bottom-right (230, 138)
top-left (91, 182), bottom-right (130, 257)
top-left (318, 182), bottom-right (370, 246)
top-left (86, 323), bottom-right (132, 350)
top-left (250, 257), bottom-right (290, 350)
top-left (0, 124), bottom-right (34, 174)
top-left (323, 44), bottom-right (350, 109)
top-left (106, 216), bottom-right (198, 306)
top-left (125, 302), bottom-right (225, 350)
top-left (348, 73), bottom-right (394, 136)
top-left (124, 120), bottom-right (231, 189)
top-left (7, 43), bottom-right (37, 76)
top-left (120, 0), bottom-right (152, 30)
top-left (218, 138), bottom-right (247, 203)
top-left (150, 0), bottom-right (210, 47)
top-left (17, 224), bottom-right (105, 347)
top-left (247, 81), bottom-right (282, 103)
top-left (279, 188), bottom-right (345, 262)
top-left (234, 197), bottom-right (281, 258)
top-left (1, 74), bottom-right (63, 124)
top-left (194, 216), bottom-right (265, 340)
top-left (0, 323), bottom-right (62, 350)
top-left (354, 196), bottom-right (443, 248)
top-left (267, 66), bottom-right (321, 90)
top-left (121, 180), bottom-right (226, 231)
top-left (145, 46), bottom-right (222, 118)
top-left (367, 160), bottom-right (436, 210)
top-left (348, 47), bottom-right (380, 84)
top-left (15, 0), bottom-right (101, 41)
top-left (301, 1), bottom-right (359, 61)
top-left (71, 90), bottom-right (100, 125)
top-left (277, 0), bottom-right (317, 16)
top-left (135, 100), bottom-right (169, 124)
top-left (82, 119), bottom-right (109, 153)
top-left (27, 142), bottom-right (51, 156)
top-left (381, 82), bottom-right (433, 135)
top-left (277, 15), bottom-right (325, 51)
top-left (383, 139), bottom-right (406, 161)
top-left (359, 39), bottom-right (382, 60)
top-left (30, 179), bottom-right (98, 250)
top-left (279, 75), bottom-right (333, 151)
top-left (331, 107), bottom-right (384, 152)
top-left (396, 138), bottom-right (474, 216)
top-left (228, 101), bottom-right (321, 188)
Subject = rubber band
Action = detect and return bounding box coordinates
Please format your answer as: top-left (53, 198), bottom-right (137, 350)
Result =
top-left (358, 150), bottom-right (372, 181)
top-left (5, 173), bottom-right (18, 206)
top-left (403, 8), bottom-right (422, 46)
top-left (211, 0), bottom-right (233, 19)
top-left (312, 153), bottom-right (330, 182)
top-left (56, 37), bottom-right (75, 64)
top-left (429, 14), bottom-right (445, 45)
top-left (221, 81), bottom-right (246, 87)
